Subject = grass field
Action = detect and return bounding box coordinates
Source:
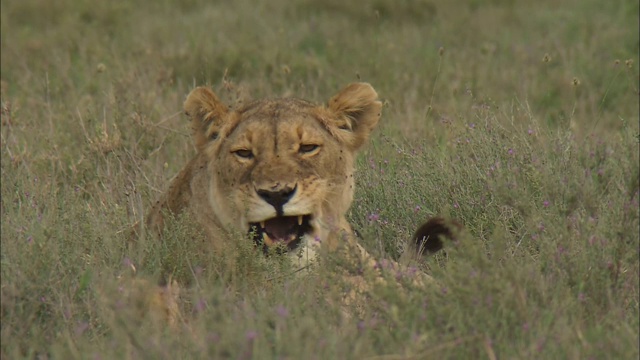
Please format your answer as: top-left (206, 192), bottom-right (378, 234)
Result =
top-left (1, 0), bottom-right (639, 358)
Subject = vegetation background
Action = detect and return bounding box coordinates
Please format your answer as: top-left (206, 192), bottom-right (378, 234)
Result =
top-left (1, 0), bottom-right (638, 358)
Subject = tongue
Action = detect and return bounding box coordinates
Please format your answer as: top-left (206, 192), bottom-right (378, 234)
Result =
top-left (264, 217), bottom-right (298, 241)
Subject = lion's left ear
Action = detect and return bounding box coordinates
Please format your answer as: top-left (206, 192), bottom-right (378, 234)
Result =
top-left (326, 83), bottom-right (382, 150)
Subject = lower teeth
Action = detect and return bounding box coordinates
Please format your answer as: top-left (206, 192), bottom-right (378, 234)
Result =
top-left (262, 233), bottom-right (274, 246)
top-left (260, 233), bottom-right (299, 247)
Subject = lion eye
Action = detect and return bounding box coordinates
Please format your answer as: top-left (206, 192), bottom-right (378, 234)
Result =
top-left (233, 149), bottom-right (254, 159)
top-left (299, 144), bottom-right (319, 154)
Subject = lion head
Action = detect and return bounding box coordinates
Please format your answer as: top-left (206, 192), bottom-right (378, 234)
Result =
top-left (181, 83), bottom-right (382, 263)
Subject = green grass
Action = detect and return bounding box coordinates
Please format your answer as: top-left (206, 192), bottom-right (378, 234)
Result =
top-left (1, 0), bottom-right (638, 358)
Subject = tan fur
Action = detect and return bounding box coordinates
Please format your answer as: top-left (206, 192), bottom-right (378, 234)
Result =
top-left (133, 83), bottom-right (457, 324)
top-left (144, 83), bottom-right (382, 259)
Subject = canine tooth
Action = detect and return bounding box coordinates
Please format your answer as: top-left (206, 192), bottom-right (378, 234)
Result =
top-left (297, 215), bottom-right (303, 226)
top-left (263, 233), bottom-right (274, 246)
top-left (260, 221), bottom-right (265, 228)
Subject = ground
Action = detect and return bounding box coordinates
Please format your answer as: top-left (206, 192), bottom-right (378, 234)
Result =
top-left (1, 0), bottom-right (638, 358)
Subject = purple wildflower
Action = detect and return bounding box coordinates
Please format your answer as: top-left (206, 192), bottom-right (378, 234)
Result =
top-left (245, 330), bottom-right (258, 341)
top-left (75, 321), bottom-right (89, 336)
top-left (275, 305), bottom-right (289, 318)
top-left (194, 298), bottom-right (206, 313)
top-left (357, 321), bottom-right (366, 332)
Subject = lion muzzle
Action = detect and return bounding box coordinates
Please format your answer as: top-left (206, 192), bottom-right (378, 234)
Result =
top-left (256, 185), bottom-right (297, 216)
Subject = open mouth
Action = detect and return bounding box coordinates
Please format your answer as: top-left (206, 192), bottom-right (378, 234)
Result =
top-left (249, 215), bottom-right (313, 254)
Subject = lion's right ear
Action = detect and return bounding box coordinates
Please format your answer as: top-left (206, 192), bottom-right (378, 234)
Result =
top-left (183, 87), bottom-right (229, 152)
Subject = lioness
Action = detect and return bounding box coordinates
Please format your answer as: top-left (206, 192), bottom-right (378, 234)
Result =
top-left (134, 83), bottom-right (458, 323)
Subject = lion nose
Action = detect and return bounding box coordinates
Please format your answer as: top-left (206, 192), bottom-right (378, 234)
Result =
top-left (257, 185), bottom-right (297, 215)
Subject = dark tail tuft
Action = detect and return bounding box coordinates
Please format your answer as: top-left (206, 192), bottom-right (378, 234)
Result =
top-left (413, 217), bottom-right (462, 256)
